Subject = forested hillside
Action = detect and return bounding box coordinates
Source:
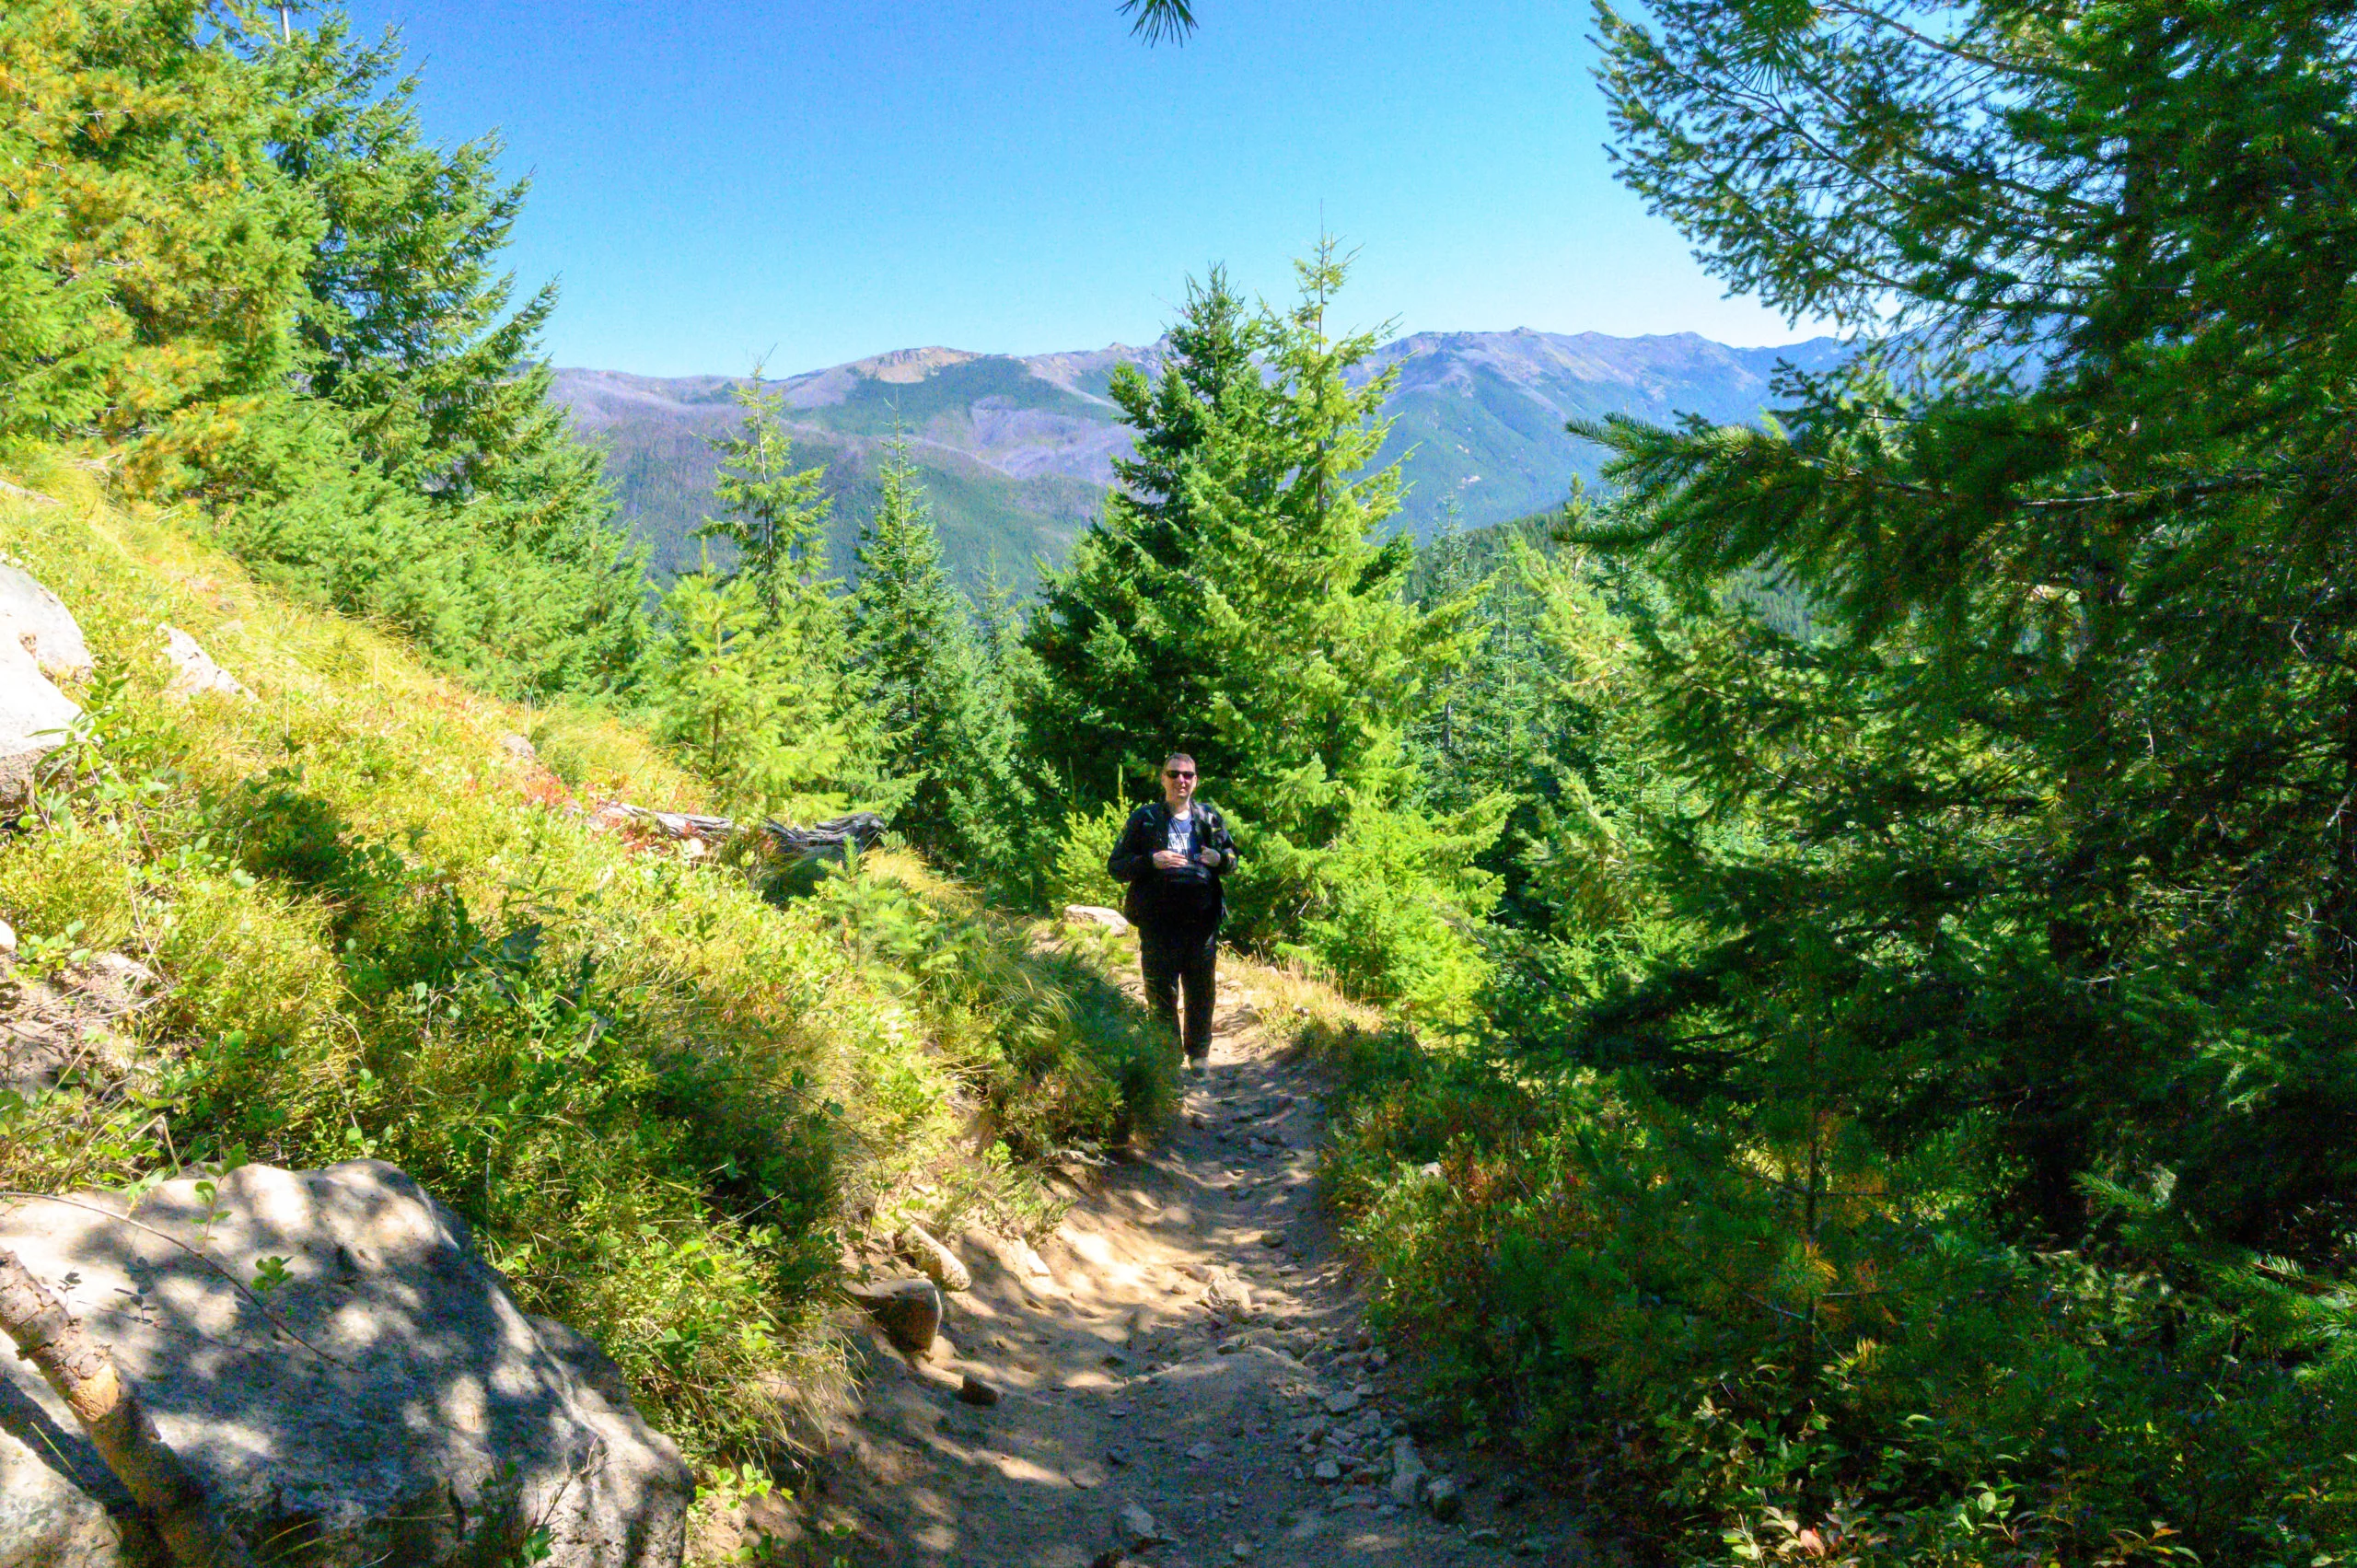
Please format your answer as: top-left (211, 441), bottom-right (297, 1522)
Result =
top-left (8, 0), bottom-right (2357, 1563)
top-left (554, 327), bottom-right (1846, 588)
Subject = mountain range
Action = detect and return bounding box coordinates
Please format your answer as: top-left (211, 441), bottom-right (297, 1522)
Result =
top-left (552, 328), bottom-right (1850, 590)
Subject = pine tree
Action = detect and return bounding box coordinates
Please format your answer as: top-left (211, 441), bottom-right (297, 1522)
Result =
top-left (851, 436), bottom-right (989, 864)
top-left (1023, 265), bottom-right (1265, 796)
top-left (225, 13), bottom-right (644, 697)
top-left (0, 0), bottom-right (320, 489)
top-left (698, 375), bottom-right (833, 629)
top-left (652, 388), bottom-right (883, 819)
top-left (1025, 245), bottom-right (1504, 1015)
top-left (1582, 0), bottom-right (2357, 1256)
top-left (655, 555), bottom-right (868, 820)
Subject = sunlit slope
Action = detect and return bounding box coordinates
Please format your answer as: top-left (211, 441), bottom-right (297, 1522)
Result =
top-left (0, 457), bottom-right (1161, 1457)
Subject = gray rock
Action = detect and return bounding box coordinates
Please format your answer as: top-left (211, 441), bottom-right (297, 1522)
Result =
top-left (899, 1223), bottom-right (971, 1293)
top-left (1324, 1389), bottom-right (1362, 1415)
top-left (1118, 1502), bottom-right (1169, 1548)
top-left (847, 1275), bottom-right (942, 1353)
top-left (1424, 1475), bottom-right (1463, 1523)
top-left (498, 732), bottom-right (539, 761)
top-left (0, 1160), bottom-right (691, 1568)
top-left (159, 624), bottom-right (250, 702)
top-left (1313, 1458), bottom-right (1342, 1483)
top-left (956, 1374), bottom-right (1000, 1407)
top-left (0, 562), bottom-right (91, 678)
top-left (0, 623), bottom-right (79, 807)
top-left (1063, 904), bottom-right (1132, 935)
top-left (1388, 1437), bottom-right (1428, 1504)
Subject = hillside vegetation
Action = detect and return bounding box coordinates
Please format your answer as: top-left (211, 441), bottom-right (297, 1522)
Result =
top-left (10, 0), bottom-right (2357, 1562)
top-left (0, 459), bottom-right (1163, 1458)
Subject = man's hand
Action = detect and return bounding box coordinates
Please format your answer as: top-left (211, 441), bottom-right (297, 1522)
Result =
top-left (1197, 849), bottom-right (1222, 868)
top-left (1151, 848), bottom-right (1187, 870)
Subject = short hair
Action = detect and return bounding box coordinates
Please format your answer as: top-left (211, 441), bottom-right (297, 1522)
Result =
top-left (1162, 752), bottom-right (1196, 771)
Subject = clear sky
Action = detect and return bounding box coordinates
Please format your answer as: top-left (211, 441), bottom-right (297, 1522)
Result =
top-left (331, 0), bottom-right (1820, 377)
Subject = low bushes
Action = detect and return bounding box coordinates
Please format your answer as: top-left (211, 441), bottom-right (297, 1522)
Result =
top-left (1319, 1038), bottom-right (2357, 1565)
top-left (0, 465), bottom-right (1166, 1458)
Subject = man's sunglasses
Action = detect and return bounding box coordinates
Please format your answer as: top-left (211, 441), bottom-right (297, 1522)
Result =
top-left (1164, 770), bottom-right (1195, 779)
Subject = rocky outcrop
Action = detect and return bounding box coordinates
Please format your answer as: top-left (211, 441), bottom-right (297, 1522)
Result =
top-left (0, 561), bottom-right (87, 805)
top-left (0, 1162), bottom-right (691, 1568)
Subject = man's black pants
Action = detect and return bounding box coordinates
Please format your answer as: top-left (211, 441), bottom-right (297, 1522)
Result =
top-left (1139, 920), bottom-right (1218, 1060)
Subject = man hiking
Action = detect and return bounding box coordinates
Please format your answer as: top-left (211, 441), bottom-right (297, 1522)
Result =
top-left (1108, 753), bottom-right (1237, 1071)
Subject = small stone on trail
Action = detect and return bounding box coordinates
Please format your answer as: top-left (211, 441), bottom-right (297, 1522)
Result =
top-left (1389, 1436), bottom-right (1428, 1504)
top-left (1314, 1458), bottom-right (1342, 1483)
top-left (1470, 1527), bottom-right (1505, 1547)
top-left (1424, 1475), bottom-right (1463, 1522)
top-left (900, 1222), bottom-right (973, 1292)
top-left (957, 1373), bottom-right (1000, 1406)
top-left (498, 732), bottom-right (537, 761)
top-left (0, 917), bottom-right (13, 954)
top-left (846, 1275), bottom-right (942, 1353)
top-left (1188, 1440), bottom-right (1215, 1461)
top-left (1119, 1501), bottom-right (1170, 1548)
top-left (1259, 1230), bottom-right (1287, 1248)
top-left (1324, 1389), bottom-right (1362, 1415)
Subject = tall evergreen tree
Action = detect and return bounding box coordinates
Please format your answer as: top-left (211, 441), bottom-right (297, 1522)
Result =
top-left (654, 384), bottom-right (882, 819)
top-left (698, 375), bottom-right (832, 629)
top-left (1024, 265), bottom-right (1264, 798)
top-left (1507, 0), bottom-right (2357, 1551)
top-left (1026, 245), bottom-right (1503, 1016)
top-left (851, 436), bottom-right (996, 865)
top-left (231, 12), bottom-right (643, 696)
top-left (0, 0), bottom-right (319, 488)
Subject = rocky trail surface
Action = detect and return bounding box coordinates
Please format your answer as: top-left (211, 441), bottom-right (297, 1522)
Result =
top-left (788, 969), bottom-right (1593, 1567)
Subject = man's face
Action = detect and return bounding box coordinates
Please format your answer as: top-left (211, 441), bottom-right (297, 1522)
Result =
top-left (1162, 760), bottom-right (1197, 809)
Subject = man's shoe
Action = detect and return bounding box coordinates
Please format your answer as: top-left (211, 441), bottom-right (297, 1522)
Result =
top-left (1184, 1051), bottom-right (1209, 1074)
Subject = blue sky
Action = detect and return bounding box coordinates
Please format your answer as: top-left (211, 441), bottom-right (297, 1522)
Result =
top-left (331, 0), bottom-right (1820, 377)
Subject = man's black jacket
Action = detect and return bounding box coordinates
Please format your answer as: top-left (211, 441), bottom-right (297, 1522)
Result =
top-left (1107, 800), bottom-right (1238, 930)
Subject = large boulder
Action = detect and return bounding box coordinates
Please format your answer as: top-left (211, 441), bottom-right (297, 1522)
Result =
top-left (0, 560), bottom-right (92, 678)
top-left (0, 1162), bottom-right (691, 1568)
top-left (0, 562), bottom-right (86, 805)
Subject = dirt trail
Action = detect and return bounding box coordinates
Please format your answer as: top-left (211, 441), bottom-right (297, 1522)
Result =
top-left (795, 964), bottom-right (1593, 1567)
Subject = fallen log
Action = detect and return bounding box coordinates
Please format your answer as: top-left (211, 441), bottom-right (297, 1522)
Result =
top-left (591, 802), bottom-right (888, 864)
top-left (0, 1246), bottom-right (257, 1568)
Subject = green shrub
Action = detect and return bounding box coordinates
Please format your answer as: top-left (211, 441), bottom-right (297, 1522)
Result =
top-left (0, 476), bottom-right (1161, 1460)
top-left (1318, 1039), bottom-right (2357, 1565)
top-left (1043, 798), bottom-right (1131, 913)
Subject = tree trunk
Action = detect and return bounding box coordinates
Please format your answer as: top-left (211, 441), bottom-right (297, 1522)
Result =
top-left (0, 1247), bottom-right (256, 1568)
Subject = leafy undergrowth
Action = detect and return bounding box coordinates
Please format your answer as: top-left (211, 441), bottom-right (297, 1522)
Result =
top-left (1303, 1024), bottom-right (2357, 1566)
top-left (0, 458), bottom-right (1169, 1461)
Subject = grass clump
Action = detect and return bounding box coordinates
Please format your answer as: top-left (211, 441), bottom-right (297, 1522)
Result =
top-left (0, 462), bottom-right (1167, 1459)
